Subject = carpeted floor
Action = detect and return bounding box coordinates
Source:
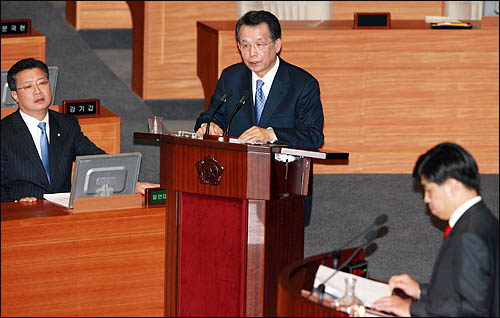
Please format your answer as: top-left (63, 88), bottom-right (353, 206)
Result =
top-left (2, 1), bottom-right (498, 284)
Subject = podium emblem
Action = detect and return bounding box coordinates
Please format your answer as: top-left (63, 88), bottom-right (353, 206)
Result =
top-left (196, 155), bottom-right (224, 185)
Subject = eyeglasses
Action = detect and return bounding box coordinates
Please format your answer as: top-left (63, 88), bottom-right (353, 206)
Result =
top-left (17, 80), bottom-right (49, 92)
top-left (239, 41), bottom-right (273, 52)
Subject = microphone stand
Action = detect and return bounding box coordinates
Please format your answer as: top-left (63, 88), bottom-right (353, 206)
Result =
top-left (323, 214), bottom-right (387, 264)
top-left (205, 88), bottom-right (232, 136)
top-left (309, 231), bottom-right (378, 302)
top-left (223, 91), bottom-right (249, 137)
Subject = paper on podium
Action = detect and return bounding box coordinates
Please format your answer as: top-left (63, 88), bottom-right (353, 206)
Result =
top-left (314, 265), bottom-right (391, 307)
top-left (44, 192), bottom-right (70, 208)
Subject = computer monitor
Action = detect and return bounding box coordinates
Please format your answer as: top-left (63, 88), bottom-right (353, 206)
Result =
top-left (68, 152), bottom-right (142, 208)
top-left (1, 65), bottom-right (58, 108)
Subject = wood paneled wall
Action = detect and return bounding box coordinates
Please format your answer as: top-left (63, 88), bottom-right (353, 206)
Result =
top-left (127, 1), bottom-right (238, 99)
top-left (197, 20), bottom-right (499, 174)
top-left (331, 1), bottom-right (443, 19)
top-left (0, 28), bottom-right (46, 70)
top-left (66, 1), bottom-right (132, 29)
top-left (65, 1), bottom-right (444, 29)
top-left (65, 1), bottom-right (443, 100)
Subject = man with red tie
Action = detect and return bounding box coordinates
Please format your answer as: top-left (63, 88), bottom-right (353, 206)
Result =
top-left (372, 142), bottom-right (499, 317)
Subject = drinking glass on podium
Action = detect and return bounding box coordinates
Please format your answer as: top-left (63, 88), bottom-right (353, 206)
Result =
top-left (148, 116), bottom-right (163, 134)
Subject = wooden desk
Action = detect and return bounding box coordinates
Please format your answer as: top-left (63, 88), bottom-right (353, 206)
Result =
top-left (1, 28), bottom-right (46, 70)
top-left (1, 200), bottom-right (166, 317)
top-left (1, 106), bottom-right (121, 154)
top-left (197, 19), bottom-right (499, 174)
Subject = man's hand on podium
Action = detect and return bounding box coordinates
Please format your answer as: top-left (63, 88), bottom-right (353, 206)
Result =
top-left (15, 197), bottom-right (38, 203)
top-left (372, 274), bottom-right (419, 317)
top-left (238, 126), bottom-right (276, 143)
top-left (196, 122), bottom-right (223, 138)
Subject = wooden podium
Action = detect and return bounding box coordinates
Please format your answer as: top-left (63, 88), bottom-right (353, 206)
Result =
top-left (134, 133), bottom-right (347, 317)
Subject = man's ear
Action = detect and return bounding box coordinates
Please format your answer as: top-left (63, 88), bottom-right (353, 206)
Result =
top-left (10, 90), bottom-right (19, 104)
top-left (274, 38), bottom-right (282, 54)
top-left (446, 178), bottom-right (462, 195)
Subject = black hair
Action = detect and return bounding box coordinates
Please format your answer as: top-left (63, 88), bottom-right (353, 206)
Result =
top-left (7, 58), bottom-right (49, 91)
top-left (413, 142), bottom-right (480, 192)
top-left (236, 10), bottom-right (281, 43)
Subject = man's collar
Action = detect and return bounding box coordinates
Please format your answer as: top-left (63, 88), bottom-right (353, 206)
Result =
top-left (448, 196), bottom-right (482, 227)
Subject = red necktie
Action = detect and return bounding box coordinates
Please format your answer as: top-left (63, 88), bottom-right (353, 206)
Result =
top-left (443, 224), bottom-right (452, 240)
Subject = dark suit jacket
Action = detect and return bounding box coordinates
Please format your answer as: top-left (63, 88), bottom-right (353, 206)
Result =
top-left (410, 200), bottom-right (500, 317)
top-left (195, 58), bottom-right (324, 150)
top-left (1, 109), bottom-right (105, 202)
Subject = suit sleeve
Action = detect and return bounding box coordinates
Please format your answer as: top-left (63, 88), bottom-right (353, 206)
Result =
top-left (72, 127), bottom-right (106, 156)
top-left (59, 114), bottom-right (105, 156)
top-left (410, 233), bottom-right (495, 316)
top-left (1, 148), bottom-right (13, 202)
top-left (272, 77), bottom-right (324, 149)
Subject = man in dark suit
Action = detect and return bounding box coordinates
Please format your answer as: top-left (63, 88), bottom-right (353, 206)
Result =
top-left (194, 10), bottom-right (324, 148)
top-left (372, 142), bottom-right (499, 317)
top-left (194, 10), bottom-right (324, 225)
top-left (1, 58), bottom-right (157, 203)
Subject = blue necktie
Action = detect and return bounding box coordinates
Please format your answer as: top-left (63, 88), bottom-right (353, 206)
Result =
top-left (255, 79), bottom-right (266, 124)
top-left (38, 122), bottom-right (51, 183)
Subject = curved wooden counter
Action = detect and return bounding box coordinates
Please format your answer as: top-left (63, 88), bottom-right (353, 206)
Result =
top-left (277, 249), bottom-right (366, 317)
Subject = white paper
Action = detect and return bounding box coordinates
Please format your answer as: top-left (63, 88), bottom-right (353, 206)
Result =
top-left (314, 265), bottom-right (391, 307)
top-left (43, 192), bottom-right (71, 208)
top-left (425, 16), bottom-right (461, 23)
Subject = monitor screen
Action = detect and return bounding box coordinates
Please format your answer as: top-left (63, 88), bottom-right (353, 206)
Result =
top-left (1, 65), bottom-right (58, 108)
top-left (69, 152), bottom-right (142, 208)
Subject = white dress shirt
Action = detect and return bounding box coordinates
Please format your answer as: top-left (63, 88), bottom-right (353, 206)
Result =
top-left (448, 196), bottom-right (482, 228)
top-left (19, 109), bottom-right (50, 161)
top-left (251, 56), bottom-right (280, 142)
top-left (251, 56), bottom-right (280, 106)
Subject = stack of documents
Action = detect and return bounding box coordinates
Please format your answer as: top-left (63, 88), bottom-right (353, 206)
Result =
top-left (314, 265), bottom-right (391, 307)
top-left (425, 16), bottom-right (461, 23)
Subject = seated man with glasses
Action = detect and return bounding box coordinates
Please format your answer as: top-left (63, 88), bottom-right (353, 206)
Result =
top-left (194, 10), bottom-right (324, 225)
top-left (1, 58), bottom-right (158, 203)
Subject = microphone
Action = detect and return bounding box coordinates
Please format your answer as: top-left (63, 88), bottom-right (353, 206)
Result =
top-left (224, 90), bottom-right (250, 137)
top-left (311, 230), bottom-right (378, 302)
top-left (325, 214), bottom-right (388, 264)
top-left (205, 88), bottom-right (233, 135)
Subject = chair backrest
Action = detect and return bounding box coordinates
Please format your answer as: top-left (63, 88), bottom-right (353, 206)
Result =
top-left (237, 1), bottom-right (332, 20)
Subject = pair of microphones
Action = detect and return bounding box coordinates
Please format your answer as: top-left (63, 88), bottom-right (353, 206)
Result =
top-left (204, 88), bottom-right (250, 137)
top-left (310, 213), bottom-right (389, 303)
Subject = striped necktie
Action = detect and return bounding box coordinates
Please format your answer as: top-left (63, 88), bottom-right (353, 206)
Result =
top-left (38, 122), bottom-right (51, 183)
top-left (255, 79), bottom-right (266, 124)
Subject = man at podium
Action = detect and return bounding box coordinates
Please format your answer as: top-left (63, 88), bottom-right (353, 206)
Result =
top-left (372, 142), bottom-right (499, 317)
top-left (195, 10), bottom-right (324, 225)
top-left (194, 10), bottom-right (324, 148)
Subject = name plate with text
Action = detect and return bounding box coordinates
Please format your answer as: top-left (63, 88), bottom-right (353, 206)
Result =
top-left (1, 19), bottom-right (31, 36)
top-left (354, 12), bottom-right (391, 29)
top-left (145, 187), bottom-right (166, 207)
top-left (62, 99), bottom-right (101, 116)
